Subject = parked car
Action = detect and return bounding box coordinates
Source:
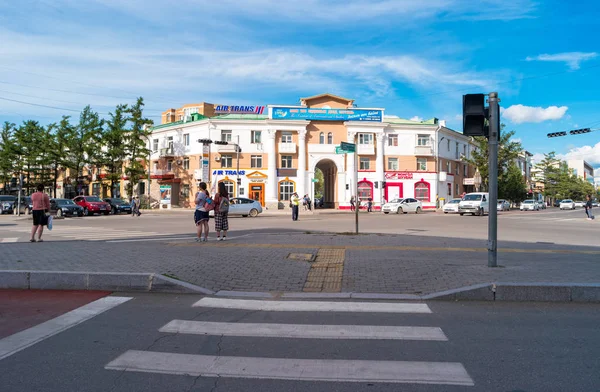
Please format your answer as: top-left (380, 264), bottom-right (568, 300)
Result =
top-left (497, 199), bottom-right (510, 211)
top-left (560, 199), bottom-right (575, 210)
top-left (553, 200), bottom-right (562, 207)
top-left (17, 196), bottom-right (33, 214)
top-left (0, 195), bottom-right (16, 214)
top-left (73, 195), bottom-right (111, 216)
top-left (104, 198), bottom-right (132, 214)
top-left (520, 199), bottom-right (539, 211)
top-left (459, 192), bottom-right (489, 216)
top-left (314, 197), bottom-right (324, 209)
top-left (50, 198), bottom-right (84, 217)
top-left (574, 201), bottom-right (585, 208)
top-left (382, 198), bottom-right (423, 214)
top-left (210, 197), bottom-right (263, 217)
top-left (593, 201), bottom-right (600, 208)
top-left (537, 200), bottom-right (547, 210)
top-left (442, 198), bottom-right (461, 214)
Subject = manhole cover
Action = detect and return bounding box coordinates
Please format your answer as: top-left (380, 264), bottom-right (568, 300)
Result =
top-left (287, 253), bottom-right (315, 262)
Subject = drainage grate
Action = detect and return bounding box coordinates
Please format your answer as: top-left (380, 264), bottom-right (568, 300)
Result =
top-left (287, 253), bottom-right (315, 262)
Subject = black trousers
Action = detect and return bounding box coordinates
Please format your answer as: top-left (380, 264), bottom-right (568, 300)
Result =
top-left (292, 205), bottom-right (299, 221)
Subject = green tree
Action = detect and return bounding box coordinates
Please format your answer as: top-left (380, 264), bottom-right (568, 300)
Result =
top-left (12, 120), bottom-right (48, 194)
top-left (124, 97), bottom-right (153, 200)
top-left (462, 127), bottom-right (523, 191)
top-left (314, 168), bottom-right (324, 197)
top-left (0, 122), bottom-right (17, 192)
top-left (534, 152), bottom-right (561, 201)
top-left (499, 163), bottom-right (527, 204)
top-left (47, 117), bottom-right (73, 198)
top-left (102, 104), bottom-right (129, 197)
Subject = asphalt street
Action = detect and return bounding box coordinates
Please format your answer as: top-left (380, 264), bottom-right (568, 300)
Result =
top-left (0, 293), bottom-right (598, 392)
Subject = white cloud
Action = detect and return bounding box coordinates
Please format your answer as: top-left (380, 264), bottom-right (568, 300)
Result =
top-left (511, 138), bottom-right (522, 143)
top-left (526, 52), bottom-right (598, 70)
top-left (410, 116), bottom-right (423, 122)
top-left (502, 104), bottom-right (568, 124)
top-left (530, 153), bottom-right (545, 165)
top-left (562, 142), bottom-right (600, 165)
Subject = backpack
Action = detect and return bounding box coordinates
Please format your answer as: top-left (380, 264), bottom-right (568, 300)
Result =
top-left (218, 195), bottom-right (230, 213)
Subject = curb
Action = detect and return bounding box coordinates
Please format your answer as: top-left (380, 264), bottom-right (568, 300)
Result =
top-left (1, 271), bottom-right (598, 302)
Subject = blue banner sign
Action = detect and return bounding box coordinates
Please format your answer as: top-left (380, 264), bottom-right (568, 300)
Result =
top-left (213, 170), bottom-right (246, 176)
top-left (271, 107), bottom-right (382, 122)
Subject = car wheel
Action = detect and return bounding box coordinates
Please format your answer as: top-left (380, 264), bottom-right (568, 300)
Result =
top-left (416, 207), bottom-right (421, 214)
top-left (460, 213), bottom-right (464, 216)
top-left (110, 208), bottom-right (116, 215)
top-left (56, 209), bottom-right (63, 218)
top-left (384, 212), bottom-right (389, 214)
top-left (444, 212), bottom-right (448, 214)
top-left (396, 207), bottom-right (402, 214)
top-left (77, 212), bottom-right (83, 217)
top-left (242, 214), bottom-right (248, 217)
top-left (249, 208), bottom-right (259, 217)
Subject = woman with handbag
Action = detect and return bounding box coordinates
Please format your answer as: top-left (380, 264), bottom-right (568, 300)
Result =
top-left (194, 182), bottom-right (213, 242)
top-left (30, 184), bottom-right (50, 242)
top-left (214, 182), bottom-right (230, 241)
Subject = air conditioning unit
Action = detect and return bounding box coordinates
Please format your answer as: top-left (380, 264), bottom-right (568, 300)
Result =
top-left (214, 156), bottom-right (221, 162)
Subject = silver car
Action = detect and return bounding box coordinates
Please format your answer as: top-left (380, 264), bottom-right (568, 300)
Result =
top-left (497, 199), bottom-right (510, 211)
top-left (209, 197), bottom-right (263, 217)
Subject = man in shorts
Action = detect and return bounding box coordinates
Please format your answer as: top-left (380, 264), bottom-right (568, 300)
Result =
top-left (30, 184), bottom-right (50, 242)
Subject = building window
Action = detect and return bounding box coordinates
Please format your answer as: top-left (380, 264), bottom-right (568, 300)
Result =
top-left (220, 180), bottom-right (235, 197)
top-left (138, 181), bottom-right (145, 196)
top-left (388, 158), bottom-right (398, 171)
top-left (182, 184), bottom-right (190, 198)
top-left (152, 139), bottom-right (158, 152)
top-left (251, 155), bottom-right (263, 168)
top-left (359, 133), bottom-right (373, 145)
top-left (455, 142), bottom-right (459, 159)
top-left (251, 131), bottom-right (262, 144)
top-left (221, 130), bottom-right (232, 142)
top-left (455, 163), bottom-right (459, 175)
top-left (178, 115), bottom-right (183, 121)
top-left (463, 164), bottom-right (468, 176)
top-left (183, 133), bottom-right (190, 146)
top-left (281, 155), bottom-right (292, 168)
top-left (357, 181), bottom-right (373, 203)
top-left (183, 157), bottom-right (190, 170)
top-left (327, 132), bottom-right (333, 144)
top-left (166, 113), bottom-right (171, 123)
top-left (279, 180), bottom-right (295, 201)
top-left (415, 181), bottom-right (430, 202)
top-left (319, 132), bottom-right (325, 144)
top-left (388, 134), bottom-right (398, 147)
top-left (455, 183), bottom-right (460, 196)
top-left (446, 161), bottom-right (451, 173)
top-left (447, 139), bottom-right (451, 151)
top-left (183, 107), bottom-right (198, 118)
top-left (221, 155), bottom-right (233, 168)
top-left (417, 134), bottom-right (430, 146)
top-left (463, 144), bottom-right (467, 157)
top-left (92, 183), bottom-right (100, 197)
top-left (281, 131), bottom-right (293, 143)
top-left (417, 158), bottom-right (427, 171)
top-left (167, 136), bottom-right (173, 150)
top-left (167, 160), bottom-right (173, 171)
top-left (359, 157), bottom-right (370, 170)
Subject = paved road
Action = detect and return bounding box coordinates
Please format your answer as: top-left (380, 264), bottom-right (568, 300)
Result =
top-left (0, 293), bottom-right (598, 391)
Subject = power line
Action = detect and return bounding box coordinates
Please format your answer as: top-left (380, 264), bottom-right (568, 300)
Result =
top-left (0, 96), bottom-right (91, 113)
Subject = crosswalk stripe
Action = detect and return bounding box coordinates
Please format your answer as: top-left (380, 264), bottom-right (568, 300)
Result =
top-left (105, 350), bottom-right (474, 386)
top-left (193, 298), bottom-right (432, 313)
top-left (0, 238), bottom-right (19, 243)
top-left (159, 320), bottom-right (447, 341)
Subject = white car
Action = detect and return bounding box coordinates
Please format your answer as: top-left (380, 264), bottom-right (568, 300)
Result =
top-left (497, 199), bottom-right (510, 211)
top-left (382, 198), bottom-right (423, 214)
top-left (537, 201), bottom-right (547, 210)
top-left (459, 192), bottom-right (489, 216)
top-left (560, 199), bottom-right (575, 210)
top-left (520, 199), bottom-right (539, 211)
top-left (574, 201), bottom-right (585, 208)
top-left (443, 198), bottom-right (461, 214)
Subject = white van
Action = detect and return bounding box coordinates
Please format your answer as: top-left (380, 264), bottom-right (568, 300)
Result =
top-left (459, 192), bottom-right (489, 216)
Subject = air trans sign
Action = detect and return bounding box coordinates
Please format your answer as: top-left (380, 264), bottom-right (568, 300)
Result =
top-left (214, 105), bottom-right (266, 114)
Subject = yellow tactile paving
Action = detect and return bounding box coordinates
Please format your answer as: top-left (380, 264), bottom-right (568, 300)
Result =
top-left (302, 248), bottom-right (346, 293)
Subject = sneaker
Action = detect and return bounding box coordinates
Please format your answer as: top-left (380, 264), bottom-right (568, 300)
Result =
top-left (222, 237), bottom-right (226, 241)
top-left (202, 237), bottom-right (207, 242)
top-left (218, 237), bottom-right (223, 241)
top-left (195, 238), bottom-right (200, 243)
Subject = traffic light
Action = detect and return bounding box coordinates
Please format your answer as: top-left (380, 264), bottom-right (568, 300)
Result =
top-left (213, 140), bottom-right (228, 145)
top-left (462, 94), bottom-right (488, 137)
top-left (547, 132), bottom-right (567, 138)
top-left (375, 181), bottom-right (379, 189)
top-left (570, 128), bottom-right (591, 135)
top-left (197, 139), bottom-right (212, 144)
top-left (381, 181), bottom-right (387, 188)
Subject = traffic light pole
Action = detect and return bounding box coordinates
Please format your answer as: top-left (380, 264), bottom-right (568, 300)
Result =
top-left (355, 133), bottom-right (359, 234)
top-left (487, 92), bottom-right (500, 268)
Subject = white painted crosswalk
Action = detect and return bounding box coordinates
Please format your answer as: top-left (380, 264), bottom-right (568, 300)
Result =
top-left (0, 226), bottom-right (177, 242)
top-left (105, 297), bottom-right (475, 387)
top-left (0, 237), bottom-right (18, 243)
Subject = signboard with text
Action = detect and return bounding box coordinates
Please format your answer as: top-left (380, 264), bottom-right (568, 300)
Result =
top-left (214, 105), bottom-right (266, 114)
top-left (384, 172), bottom-right (414, 180)
top-left (201, 144), bottom-right (210, 182)
top-left (159, 185), bottom-right (171, 205)
top-left (271, 107), bottom-right (383, 122)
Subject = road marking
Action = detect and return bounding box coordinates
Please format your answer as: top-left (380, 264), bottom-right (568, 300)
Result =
top-left (193, 298), bottom-right (432, 313)
top-left (0, 238), bottom-right (18, 243)
top-left (0, 296), bottom-right (132, 361)
top-left (159, 320), bottom-right (447, 341)
top-left (105, 350), bottom-right (473, 386)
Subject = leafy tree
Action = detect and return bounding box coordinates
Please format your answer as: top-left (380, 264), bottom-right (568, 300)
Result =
top-left (499, 163), bottom-right (527, 203)
top-left (462, 126), bottom-right (523, 191)
top-left (47, 117), bottom-right (74, 198)
top-left (12, 120), bottom-right (48, 194)
top-left (534, 152), bottom-right (561, 201)
top-left (0, 122), bottom-right (17, 192)
top-left (102, 104), bottom-right (129, 197)
top-left (124, 97), bottom-right (153, 200)
top-left (314, 168), bottom-right (324, 198)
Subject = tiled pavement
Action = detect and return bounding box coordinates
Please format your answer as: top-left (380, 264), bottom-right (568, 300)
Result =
top-left (1, 232), bottom-right (599, 294)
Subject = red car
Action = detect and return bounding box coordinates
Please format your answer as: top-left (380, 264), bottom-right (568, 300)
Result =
top-left (73, 195), bottom-right (111, 216)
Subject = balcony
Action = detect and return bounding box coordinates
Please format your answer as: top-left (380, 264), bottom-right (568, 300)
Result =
top-left (159, 147), bottom-right (174, 157)
top-left (414, 145), bottom-right (433, 156)
top-left (278, 142), bottom-right (297, 154)
top-left (357, 144), bottom-right (375, 155)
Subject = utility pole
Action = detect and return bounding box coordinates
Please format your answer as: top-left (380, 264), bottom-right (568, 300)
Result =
top-left (354, 133), bottom-right (359, 234)
top-left (236, 135), bottom-right (240, 197)
top-left (487, 92), bottom-right (500, 267)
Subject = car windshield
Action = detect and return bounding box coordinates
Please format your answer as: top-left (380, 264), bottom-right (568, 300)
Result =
top-left (56, 199), bottom-right (75, 205)
top-left (497, 200), bottom-right (505, 204)
top-left (463, 194), bottom-right (482, 201)
top-left (449, 199), bottom-right (460, 204)
top-left (562, 200), bottom-right (572, 203)
top-left (389, 199), bottom-right (402, 203)
top-left (111, 199), bottom-right (125, 204)
top-left (86, 197), bottom-right (102, 202)
top-left (524, 200), bottom-right (534, 204)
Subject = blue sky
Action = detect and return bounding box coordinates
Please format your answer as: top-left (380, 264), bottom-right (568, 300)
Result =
top-left (1, 0), bottom-right (599, 168)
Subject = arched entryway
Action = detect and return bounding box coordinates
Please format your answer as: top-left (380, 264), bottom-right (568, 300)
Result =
top-left (315, 159), bottom-right (337, 208)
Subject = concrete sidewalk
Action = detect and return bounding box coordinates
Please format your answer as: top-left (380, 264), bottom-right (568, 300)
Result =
top-left (1, 231), bottom-right (599, 302)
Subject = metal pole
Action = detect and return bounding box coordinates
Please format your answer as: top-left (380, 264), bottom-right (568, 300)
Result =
top-left (354, 133), bottom-right (359, 234)
top-left (488, 92), bottom-right (500, 267)
top-left (236, 135), bottom-right (240, 197)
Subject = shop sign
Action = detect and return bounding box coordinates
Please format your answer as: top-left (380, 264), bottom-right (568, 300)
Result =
top-left (212, 170), bottom-right (246, 176)
top-left (159, 185), bottom-right (171, 205)
top-left (214, 105), bottom-right (266, 114)
top-left (271, 107), bottom-right (382, 122)
top-left (201, 144), bottom-right (210, 182)
top-left (463, 178), bottom-right (475, 185)
top-left (385, 172), bottom-right (414, 180)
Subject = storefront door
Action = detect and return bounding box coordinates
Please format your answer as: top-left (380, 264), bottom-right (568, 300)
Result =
top-left (249, 183), bottom-right (264, 206)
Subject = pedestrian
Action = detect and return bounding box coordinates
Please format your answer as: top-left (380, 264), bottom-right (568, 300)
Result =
top-left (30, 184), bottom-right (50, 243)
top-left (130, 197), bottom-right (138, 217)
top-left (585, 194), bottom-right (594, 220)
top-left (302, 195), bottom-right (308, 211)
top-left (194, 182), bottom-right (212, 242)
top-left (291, 192), bottom-right (300, 221)
top-left (367, 198), bottom-right (373, 212)
top-left (306, 195), bottom-right (312, 211)
top-left (214, 182), bottom-right (230, 241)
top-left (350, 196), bottom-right (355, 212)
